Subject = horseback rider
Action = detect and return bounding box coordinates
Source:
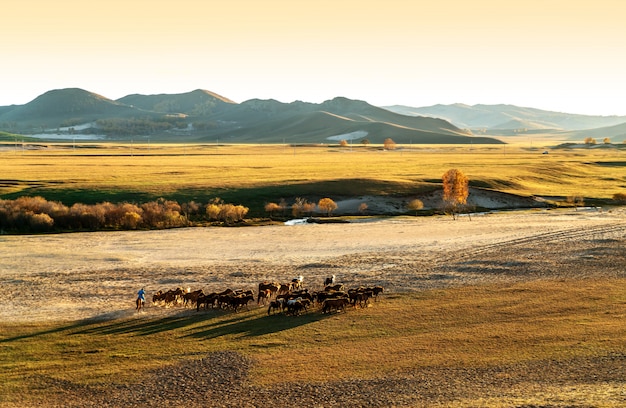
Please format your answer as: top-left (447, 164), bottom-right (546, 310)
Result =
top-left (137, 287), bottom-right (146, 304)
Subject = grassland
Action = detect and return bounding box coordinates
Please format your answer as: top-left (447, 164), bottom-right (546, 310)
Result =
top-left (2, 141), bottom-right (626, 406)
top-left (2, 279), bottom-right (625, 407)
top-left (2, 141), bottom-right (626, 217)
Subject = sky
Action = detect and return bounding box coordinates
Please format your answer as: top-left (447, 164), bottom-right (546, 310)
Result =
top-left (3, 0), bottom-right (626, 115)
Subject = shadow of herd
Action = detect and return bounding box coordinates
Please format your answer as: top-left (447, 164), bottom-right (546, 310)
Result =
top-left (150, 275), bottom-right (384, 317)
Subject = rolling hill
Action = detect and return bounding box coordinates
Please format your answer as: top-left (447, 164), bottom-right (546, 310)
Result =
top-left (562, 122), bottom-right (626, 142)
top-left (197, 97), bottom-right (493, 144)
top-left (385, 103), bottom-right (626, 135)
top-left (0, 88), bottom-right (143, 127)
top-left (0, 89), bottom-right (502, 144)
top-left (117, 89), bottom-right (236, 116)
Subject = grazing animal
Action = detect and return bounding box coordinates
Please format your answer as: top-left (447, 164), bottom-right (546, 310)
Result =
top-left (257, 288), bottom-right (272, 305)
top-left (182, 289), bottom-right (204, 308)
top-left (322, 297), bottom-right (349, 314)
top-left (371, 286), bottom-right (384, 300)
top-left (258, 282), bottom-right (280, 298)
top-left (277, 283), bottom-right (291, 296)
top-left (196, 292), bottom-right (218, 311)
top-left (285, 298), bottom-right (305, 316)
top-left (324, 283), bottom-right (344, 292)
top-left (315, 290), bottom-right (348, 304)
top-left (291, 275), bottom-right (304, 291)
top-left (267, 300), bottom-right (283, 315)
top-left (228, 293), bottom-right (254, 312)
top-left (324, 274), bottom-right (336, 286)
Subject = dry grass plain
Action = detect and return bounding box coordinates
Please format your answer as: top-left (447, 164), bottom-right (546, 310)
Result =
top-left (2, 142), bottom-right (626, 211)
top-left (1, 143), bottom-right (626, 407)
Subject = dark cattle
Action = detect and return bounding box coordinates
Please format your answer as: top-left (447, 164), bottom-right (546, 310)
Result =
top-left (324, 274), bottom-right (336, 286)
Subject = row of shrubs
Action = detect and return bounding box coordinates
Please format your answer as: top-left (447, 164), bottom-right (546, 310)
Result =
top-left (0, 196), bottom-right (249, 233)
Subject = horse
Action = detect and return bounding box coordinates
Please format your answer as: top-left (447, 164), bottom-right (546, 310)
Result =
top-left (257, 288), bottom-right (272, 305)
top-left (136, 297), bottom-right (145, 311)
top-left (291, 275), bottom-right (304, 291)
top-left (267, 300), bottom-right (283, 315)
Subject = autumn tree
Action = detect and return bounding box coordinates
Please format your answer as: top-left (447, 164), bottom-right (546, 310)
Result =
top-left (603, 137), bottom-right (611, 144)
top-left (383, 138), bottom-right (396, 150)
top-left (317, 197), bottom-right (338, 216)
top-left (407, 199), bottom-right (424, 215)
top-left (339, 139), bottom-right (349, 147)
top-left (264, 202), bottom-right (281, 217)
top-left (442, 168), bottom-right (470, 220)
top-left (584, 137), bottom-right (597, 145)
top-left (292, 197), bottom-right (312, 217)
top-left (358, 202), bottom-right (368, 214)
top-left (361, 139), bottom-right (370, 146)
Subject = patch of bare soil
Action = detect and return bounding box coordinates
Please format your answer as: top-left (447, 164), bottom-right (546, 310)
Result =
top-left (2, 207), bottom-right (626, 406)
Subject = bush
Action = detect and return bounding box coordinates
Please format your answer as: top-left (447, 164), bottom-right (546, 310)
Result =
top-left (0, 196), bottom-right (250, 233)
top-left (28, 212), bottom-right (54, 232)
top-left (613, 193), bottom-right (626, 203)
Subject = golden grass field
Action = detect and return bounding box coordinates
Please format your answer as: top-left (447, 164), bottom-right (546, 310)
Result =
top-left (1, 142), bottom-right (626, 407)
top-left (2, 141), bottom-right (626, 209)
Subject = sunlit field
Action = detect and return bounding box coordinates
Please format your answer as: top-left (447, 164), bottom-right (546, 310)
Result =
top-left (2, 279), bottom-right (625, 407)
top-left (2, 141), bottom-right (626, 406)
top-left (2, 141), bottom-right (626, 215)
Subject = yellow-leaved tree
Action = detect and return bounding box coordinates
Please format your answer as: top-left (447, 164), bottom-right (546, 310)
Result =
top-left (442, 168), bottom-right (469, 220)
top-left (317, 197), bottom-right (338, 216)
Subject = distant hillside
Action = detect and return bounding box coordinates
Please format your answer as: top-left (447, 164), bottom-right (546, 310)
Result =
top-left (117, 89), bottom-right (235, 115)
top-left (202, 98), bottom-right (499, 144)
top-left (0, 88), bottom-right (141, 127)
top-left (197, 97), bottom-right (495, 144)
top-left (0, 105), bottom-right (16, 117)
top-left (563, 122), bottom-right (626, 142)
top-left (0, 88), bottom-right (500, 144)
top-left (384, 103), bottom-right (626, 132)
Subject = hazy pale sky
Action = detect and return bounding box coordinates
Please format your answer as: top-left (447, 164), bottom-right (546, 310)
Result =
top-left (3, 0), bottom-right (625, 115)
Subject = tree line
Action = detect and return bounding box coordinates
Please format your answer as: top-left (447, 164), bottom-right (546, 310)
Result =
top-left (13, 167), bottom-right (615, 234)
top-left (0, 169), bottom-right (471, 234)
top-left (0, 197), bottom-right (248, 234)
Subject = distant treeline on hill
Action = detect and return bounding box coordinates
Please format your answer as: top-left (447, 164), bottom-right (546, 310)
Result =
top-left (0, 196), bottom-right (249, 234)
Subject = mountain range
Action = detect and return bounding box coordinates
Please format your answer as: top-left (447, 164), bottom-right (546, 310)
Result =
top-left (385, 103), bottom-right (626, 139)
top-left (1, 88), bottom-right (624, 143)
top-left (0, 88), bottom-right (489, 144)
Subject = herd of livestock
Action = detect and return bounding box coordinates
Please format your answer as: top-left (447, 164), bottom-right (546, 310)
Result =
top-left (149, 275), bottom-right (384, 316)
